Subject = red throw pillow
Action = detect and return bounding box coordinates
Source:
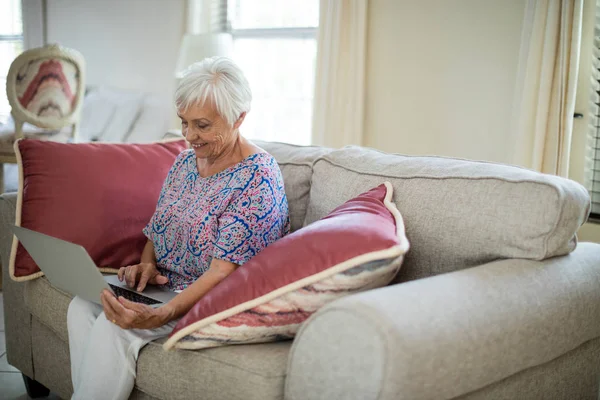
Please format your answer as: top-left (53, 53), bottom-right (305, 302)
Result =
top-left (9, 138), bottom-right (188, 281)
top-left (164, 182), bottom-right (409, 351)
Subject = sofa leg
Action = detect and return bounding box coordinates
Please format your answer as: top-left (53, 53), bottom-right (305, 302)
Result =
top-left (22, 374), bottom-right (50, 398)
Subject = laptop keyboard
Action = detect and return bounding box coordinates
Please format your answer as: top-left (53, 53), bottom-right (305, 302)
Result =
top-left (108, 284), bottom-right (162, 305)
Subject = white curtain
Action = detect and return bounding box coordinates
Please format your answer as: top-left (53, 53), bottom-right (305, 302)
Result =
top-left (312, 0), bottom-right (368, 148)
top-left (511, 0), bottom-right (583, 176)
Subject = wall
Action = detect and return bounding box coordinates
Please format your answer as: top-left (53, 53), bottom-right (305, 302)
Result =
top-left (364, 0), bottom-right (526, 164)
top-left (45, 0), bottom-right (186, 100)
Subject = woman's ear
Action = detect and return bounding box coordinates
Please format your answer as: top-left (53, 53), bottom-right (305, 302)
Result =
top-left (234, 112), bottom-right (247, 130)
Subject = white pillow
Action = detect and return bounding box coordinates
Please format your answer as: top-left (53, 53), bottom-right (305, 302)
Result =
top-left (124, 94), bottom-right (172, 143)
top-left (80, 87), bottom-right (144, 143)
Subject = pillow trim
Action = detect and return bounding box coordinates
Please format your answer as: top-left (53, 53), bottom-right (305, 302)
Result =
top-left (8, 139), bottom-right (42, 282)
top-left (162, 181), bottom-right (409, 351)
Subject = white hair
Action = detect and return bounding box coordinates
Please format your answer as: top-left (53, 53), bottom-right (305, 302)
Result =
top-left (175, 56), bottom-right (252, 126)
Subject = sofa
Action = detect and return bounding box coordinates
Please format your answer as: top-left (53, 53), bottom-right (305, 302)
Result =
top-left (1, 140), bottom-right (600, 400)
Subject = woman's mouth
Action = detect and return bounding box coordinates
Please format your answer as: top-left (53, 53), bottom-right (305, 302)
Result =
top-left (191, 143), bottom-right (207, 149)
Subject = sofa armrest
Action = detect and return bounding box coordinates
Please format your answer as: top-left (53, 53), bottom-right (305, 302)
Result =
top-left (0, 192), bottom-right (35, 378)
top-left (285, 243), bottom-right (600, 400)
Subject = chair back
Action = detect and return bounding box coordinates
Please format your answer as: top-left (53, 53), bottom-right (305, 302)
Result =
top-left (5, 44), bottom-right (85, 140)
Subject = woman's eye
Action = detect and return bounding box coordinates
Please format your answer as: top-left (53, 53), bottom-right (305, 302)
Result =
top-left (197, 124), bottom-right (208, 130)
top-left (181, 121), bottom-right (188, 126)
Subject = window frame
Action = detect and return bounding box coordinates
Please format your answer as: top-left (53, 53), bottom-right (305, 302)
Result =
top-left (220, 0), bottom-right (318, 145)
top-left (0, 35), bottom-right (24, 123)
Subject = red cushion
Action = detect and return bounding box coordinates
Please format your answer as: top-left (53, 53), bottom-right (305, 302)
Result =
top-left (10, 139), bottom-right (188, 281)
top-left (164, 183), bottom-right (410, 350)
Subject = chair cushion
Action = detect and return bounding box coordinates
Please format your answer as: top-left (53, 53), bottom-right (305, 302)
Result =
top-left (253, 140), bottom-right (331, 232)
top-left (305, 146), bottom-right (591, 283)
top-left (23, 277), bottom-right (290, 400)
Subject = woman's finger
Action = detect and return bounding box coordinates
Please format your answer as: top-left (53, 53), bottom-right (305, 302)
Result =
top-left (137, 270), bottom-right (151, 292)
top-left (101, 291), bottom-right (118, 323)
top-left (106, 292), bottom-right (136, 321)
top-left (117, 266), bottom-right (126, 282)
top-left (125, 265), bottom-right (138, 288)
top-left (118, 296), bottom-right (148, 312)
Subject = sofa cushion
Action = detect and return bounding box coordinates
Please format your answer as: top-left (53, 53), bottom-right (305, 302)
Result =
top-left (24, 276), bottom-right (290, 400)
top-left (137, 339), bottom-right (289, 400)
top-left (305, 146), bottom-right (591, 283)
top-left (164, 183), bottom-right (409, 351)
top-left (11, 139), bottom-right (188, 281)
top-left (253, 140), bottom-right (331, 232)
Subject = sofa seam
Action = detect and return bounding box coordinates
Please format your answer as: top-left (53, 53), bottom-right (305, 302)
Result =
top-left (334, 145), bottom-right (544, 171)
top-left (25, 278), bottom-right (72, 341)
top-left (146, 341), bottom-right (288, 378)
top-left (543, 184), bottom-right (564, 259)
top-left (276, 161), bottom-right (314, 168)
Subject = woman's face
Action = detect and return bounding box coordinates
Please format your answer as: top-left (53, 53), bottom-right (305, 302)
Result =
top-left (178, 102), bottom-right (243, 160)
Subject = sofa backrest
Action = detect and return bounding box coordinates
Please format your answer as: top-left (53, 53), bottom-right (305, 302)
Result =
top-left (304, 146), bottom-right (590, 283)
top-left (253, 140), bottom-right (331, 232)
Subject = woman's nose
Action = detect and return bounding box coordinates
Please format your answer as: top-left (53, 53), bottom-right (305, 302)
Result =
top-left (184, 128), bottom-right (197, 140)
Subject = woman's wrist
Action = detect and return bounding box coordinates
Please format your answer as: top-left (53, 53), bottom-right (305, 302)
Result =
top-left (158, 302), bottom-right (178, 323)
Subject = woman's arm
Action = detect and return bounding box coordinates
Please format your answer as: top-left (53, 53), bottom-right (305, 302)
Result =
top-left (161, 258), bottom-right (237, 321)
top-left (140, 239), bottom-right (157, 265)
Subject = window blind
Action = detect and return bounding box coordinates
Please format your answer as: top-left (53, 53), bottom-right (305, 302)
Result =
top-left (587, 8), bottom-right (600, 218)
top-left (209, 0), bottom-right (230, 32)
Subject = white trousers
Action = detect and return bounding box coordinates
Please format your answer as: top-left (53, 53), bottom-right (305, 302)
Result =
top-left (67, 296), bottom-right (178, 400)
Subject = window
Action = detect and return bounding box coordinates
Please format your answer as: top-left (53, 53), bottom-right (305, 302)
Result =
top-left (588, 4), bottom-right (600, 220)
top-left (0, 0), bottom-right (23, 125)
top-left (225, 0), bottom-right (319, 145)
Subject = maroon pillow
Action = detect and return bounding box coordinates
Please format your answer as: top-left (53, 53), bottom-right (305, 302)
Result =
top-left (163, 182), bottom-right (410, 351)
top-left (9, 138), bottom-right (188, 281)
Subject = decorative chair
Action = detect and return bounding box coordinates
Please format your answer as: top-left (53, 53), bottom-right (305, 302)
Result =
top-left (2, 43), bottom-right (85, 191)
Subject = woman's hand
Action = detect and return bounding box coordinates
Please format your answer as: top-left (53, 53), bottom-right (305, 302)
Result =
top-left (100, 290), bottom-right (174, 330)
top-left (118, 262), bottom-right (168, 292)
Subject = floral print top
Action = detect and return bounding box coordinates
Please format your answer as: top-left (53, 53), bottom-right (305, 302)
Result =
top-left (143, 149), bottom-right (290, 290)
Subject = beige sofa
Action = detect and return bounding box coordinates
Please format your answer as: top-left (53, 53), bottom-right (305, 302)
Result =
top-left (1, 141), bottom-right (600, 400)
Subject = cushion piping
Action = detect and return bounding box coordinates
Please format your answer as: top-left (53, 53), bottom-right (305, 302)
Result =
top-left (8, 139), bottom-right (43, 282)
top-left (144, 341), bottom-right (288, 378)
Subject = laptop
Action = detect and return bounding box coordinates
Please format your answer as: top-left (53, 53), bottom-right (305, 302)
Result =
top-left (11, 225), bottom-right (177, 307)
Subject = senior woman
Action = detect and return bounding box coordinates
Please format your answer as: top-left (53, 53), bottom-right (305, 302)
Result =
top-left (66, 57), bottom-right (290, 400)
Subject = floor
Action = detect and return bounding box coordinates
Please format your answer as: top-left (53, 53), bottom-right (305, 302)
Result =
top-left (0, 291), bottom-right (61, 400)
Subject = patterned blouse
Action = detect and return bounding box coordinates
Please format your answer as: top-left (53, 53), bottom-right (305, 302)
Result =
top-left (143, 149), bottom-right (290, 290)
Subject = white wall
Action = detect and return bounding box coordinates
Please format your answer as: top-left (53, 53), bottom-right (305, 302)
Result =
top-left (364, 0), bottom-right (526, 164)
top-left (45, 0), bottom-right (186, 100)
